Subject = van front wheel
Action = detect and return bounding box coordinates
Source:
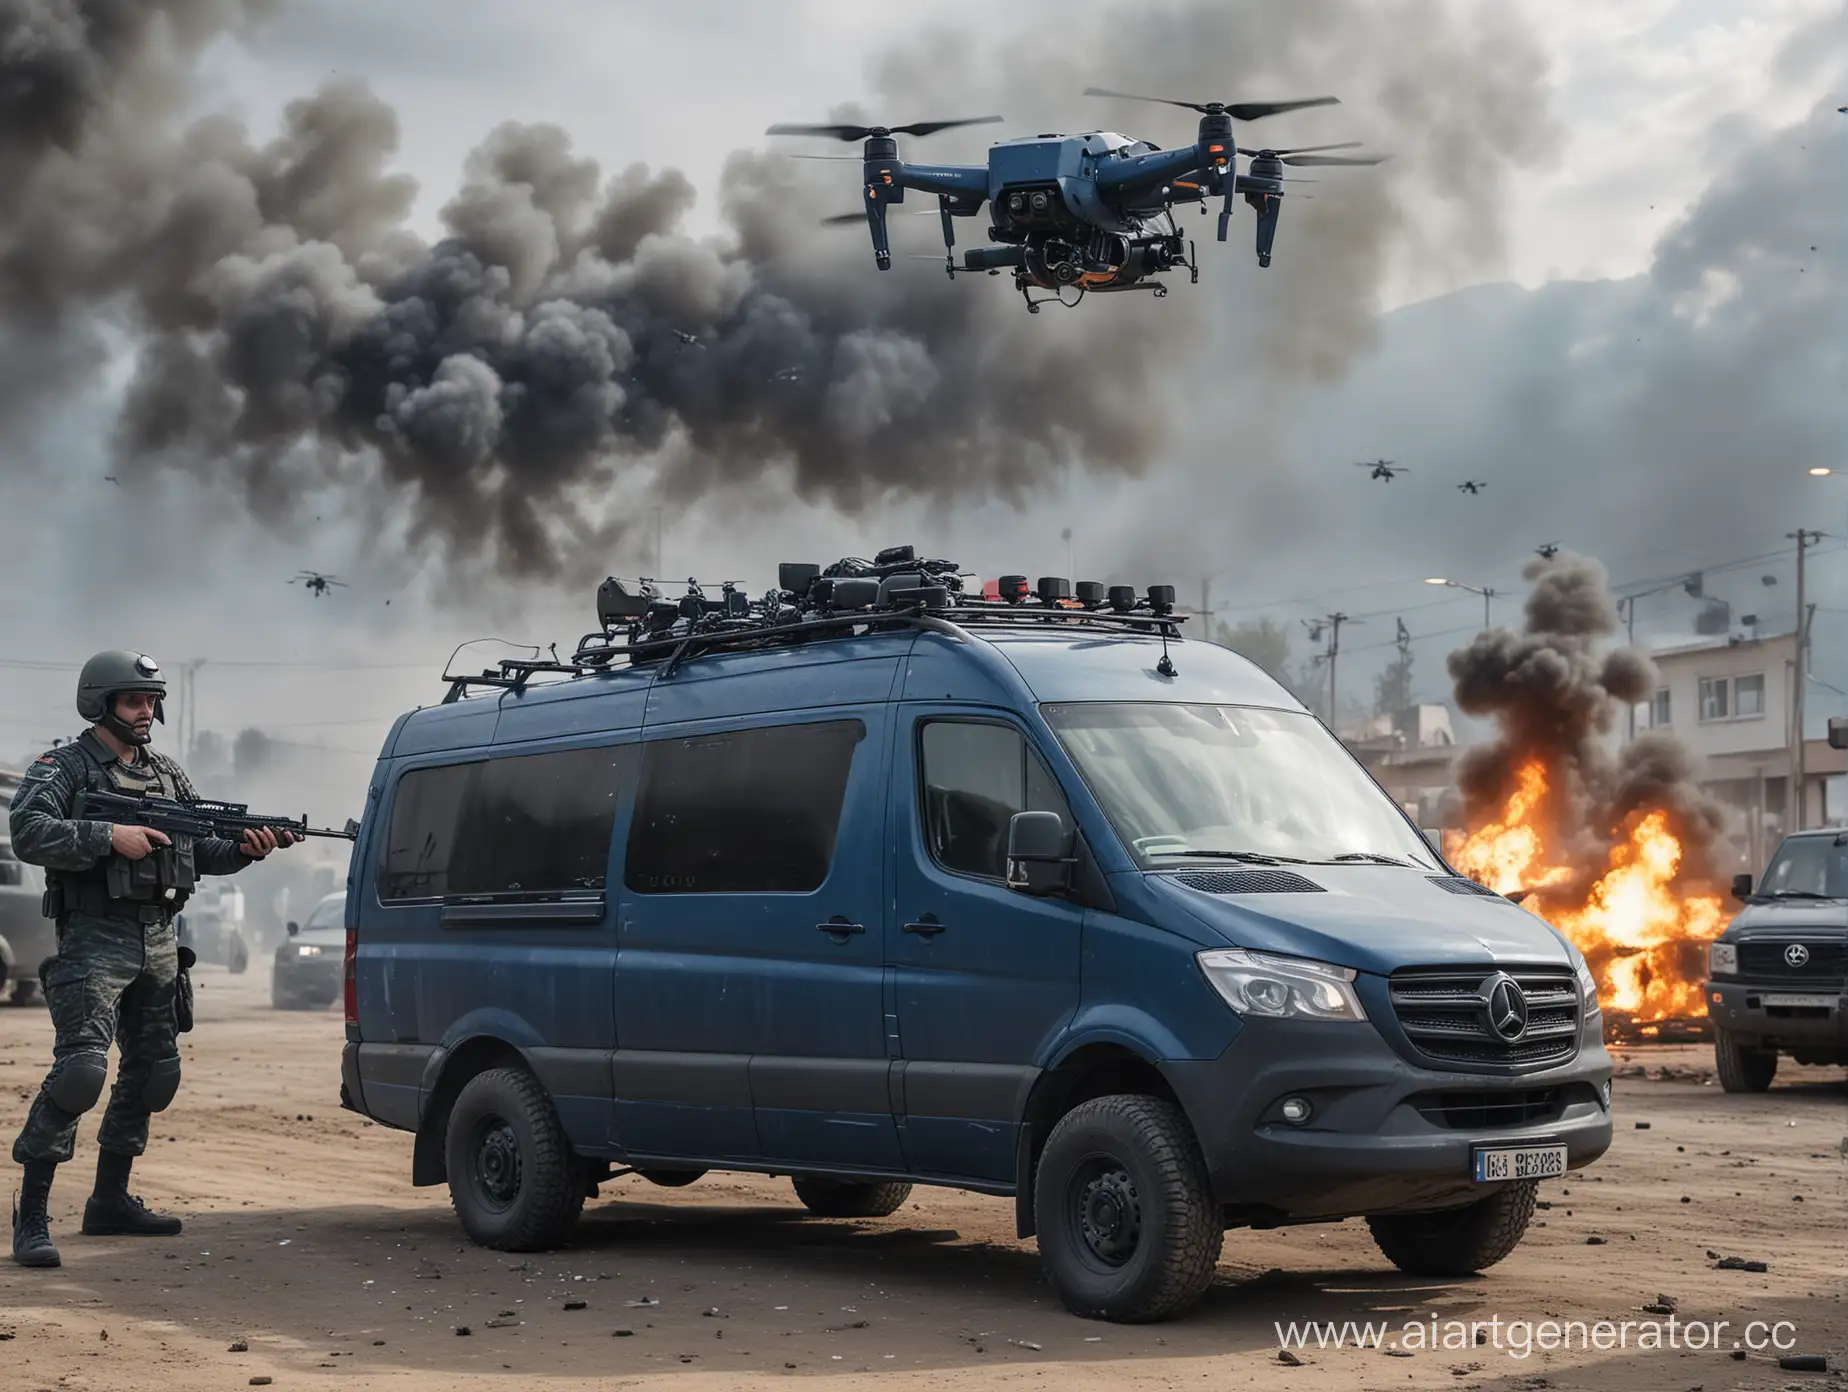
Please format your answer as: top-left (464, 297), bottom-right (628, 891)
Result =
top-left (445, 1067), bottom-right (586, 1251)
top-left (1714, 1028), bottom-right (1777, 1093)
top-left (1366, 1180), bottom-right (1537, 1276)
top-left (791, 1177), bottom-right (912, 1218)
top-left (1033, 1095), bottom-right (1223, 1323)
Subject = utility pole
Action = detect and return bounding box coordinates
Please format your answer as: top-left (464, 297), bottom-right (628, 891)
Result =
top-left (1325, 612), bottom-right (1352, 731)
top-left (1789, 529), bottom-right (1821, 830)
top-left (1200, 576), bottom-right (1213, 640)
top-left (652, 506), bottom-right (664, 579)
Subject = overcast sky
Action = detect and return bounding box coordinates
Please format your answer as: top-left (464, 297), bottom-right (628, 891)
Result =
top-left (1, 0), bottom-right (1843, 802)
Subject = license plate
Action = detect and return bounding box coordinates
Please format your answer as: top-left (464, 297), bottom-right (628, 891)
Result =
top-left (1759, 993), bottom-right (1837, 1009)
top-left (1472, 1143), bottom-right (1566, 1183)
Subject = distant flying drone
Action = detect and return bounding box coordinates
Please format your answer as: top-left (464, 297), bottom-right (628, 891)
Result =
top-left (1536, 542), bottom-right (1562, 559)
top-left (769, 88), bottom-right (1385, 312)
top-left (1355, 459), bottom-right (1407, 481)
top-left (1458, 480), bottom-right (1487, 495)
top-left (103, 474), bottom-right (120, 486)
top-left (291, 570), bottom-right (346, 598)
top-left (673, 330), bottom-right (706, 350)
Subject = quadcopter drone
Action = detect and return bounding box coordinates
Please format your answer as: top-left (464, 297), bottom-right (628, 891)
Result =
top-left (1355, 459), bottom-right (1407, 481)
top-left (768, 88), bottom-right (1385, 312)
top-left (1458, 480), bottom-right (1487, 495)
top-left (291, 570), bottom-right (346, 598)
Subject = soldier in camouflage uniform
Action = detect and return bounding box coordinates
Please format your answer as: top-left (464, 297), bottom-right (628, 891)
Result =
top-left (9, 652), bottom-right (297, 1268)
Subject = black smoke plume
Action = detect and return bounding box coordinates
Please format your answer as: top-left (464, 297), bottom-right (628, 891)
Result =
top-left (0, 0), bottom-right (1551, 582)
top-left (1446, 551), bottom-right (1726, 898)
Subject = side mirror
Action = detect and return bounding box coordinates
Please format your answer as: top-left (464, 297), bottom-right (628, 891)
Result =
top-left (1731, 873), bottom-right (1753, 902)
top-left (1830, 716), bottom-right (1848, 750)
top-left (286, 920), bottom-right (300, 937)
top-left (1006, 811), bottom-right (1072, 897)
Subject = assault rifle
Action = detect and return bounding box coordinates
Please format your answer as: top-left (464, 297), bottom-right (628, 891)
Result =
top-left (75, 789), bottom-right (359, 843)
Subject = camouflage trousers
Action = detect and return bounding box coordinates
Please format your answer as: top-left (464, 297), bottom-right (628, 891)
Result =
top-left (12, 912), bottom-right (181, 1165)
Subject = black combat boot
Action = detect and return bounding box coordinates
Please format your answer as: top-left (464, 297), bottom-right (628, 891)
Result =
top-left (12, 1159), bottom-right (61, 1268)
top-left (81, 1150), bottom-right (182, 1237)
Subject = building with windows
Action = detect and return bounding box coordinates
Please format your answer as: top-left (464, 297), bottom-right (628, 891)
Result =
top-left (1639, 630), bottom-right (1846, 870)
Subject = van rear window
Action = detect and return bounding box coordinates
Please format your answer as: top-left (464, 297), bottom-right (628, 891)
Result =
top-left (626, 720), bottom-right (863, 894)
top-left (379, 745), bottom-right (633, 900)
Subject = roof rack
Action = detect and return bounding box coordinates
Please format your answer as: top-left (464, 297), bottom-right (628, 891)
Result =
top-left (439, 545), bottom-right (1189, 700)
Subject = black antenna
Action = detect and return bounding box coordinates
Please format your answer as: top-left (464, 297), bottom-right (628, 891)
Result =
top-left (1156, 628), bottom-right (1177, 678)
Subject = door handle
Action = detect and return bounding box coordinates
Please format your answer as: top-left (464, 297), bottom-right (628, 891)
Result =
top-left (815, 916), bottom-right (866, 937)
top-left (902, 916), bottom-right (945, 937)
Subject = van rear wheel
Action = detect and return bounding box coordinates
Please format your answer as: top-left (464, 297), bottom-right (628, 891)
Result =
top-left (791, 1178), bottom-right (912, 1218)
top-left (1366, 1180), bottom-right (1538, 1276)
top-left (1714, 1028), bottom-right (1777, 1093)
top-left (446, 1066), bottom-right (586, 1251)
top-left (1033, 1094), bottom-right (1222, 1323)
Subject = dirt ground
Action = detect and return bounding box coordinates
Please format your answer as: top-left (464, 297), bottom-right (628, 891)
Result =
top-left (0, 963), bottom-right (1842, 1392)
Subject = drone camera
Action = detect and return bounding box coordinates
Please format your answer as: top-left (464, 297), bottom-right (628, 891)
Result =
top-left (1147, 586), bottom-right (1176, 616)
top-left (873, 544), bottom-right (917, 567)
top-left (1037, 577), bottom-right (1073, 604)
top-left (997, 575), bottom-right (1031, 604)
top-left (1106, 585), bottom-right (1137, 613)
top-left (1075, 581), bottom-right (1106, 609)
top-left (597, 577), bottom-right (658, 627)
top-left (779, 562), bottom-right (821, 596)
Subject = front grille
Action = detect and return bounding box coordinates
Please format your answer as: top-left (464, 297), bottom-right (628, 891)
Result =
top-left (1389, 966), bottom-right (1581, 1072)
top-left (1427, 876), bottom-right (1506, 899)
top-left (1738, 940), bottom-right (1847, 983)
top-left (1412, 1088), bottom-right (1562, 1129)
top-left (1174, 869), bottom-right (1325, 894)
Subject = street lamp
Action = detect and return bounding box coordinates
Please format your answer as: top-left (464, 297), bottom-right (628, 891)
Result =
top-left (1424, 576), bottom-right (1497, 630)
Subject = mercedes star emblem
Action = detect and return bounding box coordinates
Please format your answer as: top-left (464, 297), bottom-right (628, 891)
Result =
top-left (1784, 943), bottom-right (1811, 968)
top-left (1480, 973), bottom-right (1530, 1042)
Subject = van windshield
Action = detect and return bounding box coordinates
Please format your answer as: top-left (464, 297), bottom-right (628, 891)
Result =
top-left (1042, 702), bottom-right (1437, 870)
top-left (1757, 837), bottom-right (1848, 898)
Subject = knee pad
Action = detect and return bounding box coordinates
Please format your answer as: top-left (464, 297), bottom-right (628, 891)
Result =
top-left (142, 1054), bottom-right (182, 1112)
top-left (47, 1051), bottom-right (109, 1116)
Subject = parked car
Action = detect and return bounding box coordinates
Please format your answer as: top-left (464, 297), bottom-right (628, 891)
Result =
top-left (273, 890), bottom-right (346, 1010)
top-left (176, 882), bottom-right (250, 974)
top-left (337, 568), bottom-right (1613, 1322)
top-left (0, 834), bottom-right (55, 1006)
top-left (1705, 829), bottom-right (1846, 1091)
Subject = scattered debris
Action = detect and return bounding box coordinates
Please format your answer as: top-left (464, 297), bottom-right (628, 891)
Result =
top-left (1586, 1236), bottom-right (1607, 1245)
top-left (484, 1318), bottom-right (520, 1329)
top-left (455, 1326), bottom-right (472, 1337)
top-left (1779, 1354), bottom-right (1827, 1372)
top-left (229, 1338), bottom-right (249, 1352)
top-left (249, 1381), bottom-right (272, 1388)
top-left (1385, 1348), bottom-right (1413, 1358)
top-left (613, 1330), bottom-right (634, 1338)
top-left (625, 1297), bottom-right (659, 1308)
top-left (1278, 1350), bottom-right (1304, 1366)
top-left (1642, 1294), bottom-right (1677, 1315)
top-left (1009, 1339), bottom-right (1042, 1351)
top-left (564, 1300), bottom-right (587, 1312)
top-left (1635, 1121), bottom-right (1652, 1130)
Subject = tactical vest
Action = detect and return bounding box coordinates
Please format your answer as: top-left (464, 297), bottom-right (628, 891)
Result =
top-left (54, 739), bottom-right (198, 921)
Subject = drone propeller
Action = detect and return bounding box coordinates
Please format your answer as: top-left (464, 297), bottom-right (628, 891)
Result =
top-left (765, 116), bottom-right (1003, 142)
top-left (1279, 152), bottom-right (1388, 167)
top-left (821, 211), bottom-right (869, 226)
top-left (1082, 86), bottom-right (1338, 122)
top-left (1237, 141), bottom-right (1362, 157)
top-left (778, 152), bottom-right (865, 162)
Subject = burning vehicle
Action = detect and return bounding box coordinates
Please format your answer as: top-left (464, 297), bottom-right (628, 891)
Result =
top-left (1442, 554), bottom-right (1731, 1044)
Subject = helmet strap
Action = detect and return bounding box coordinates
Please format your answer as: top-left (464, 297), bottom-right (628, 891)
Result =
top-left (100, 696), bottom-right (155, 747)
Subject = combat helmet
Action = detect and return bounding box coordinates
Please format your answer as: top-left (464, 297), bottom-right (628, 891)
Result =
top-left (76, 650), bottom-right (167, 745)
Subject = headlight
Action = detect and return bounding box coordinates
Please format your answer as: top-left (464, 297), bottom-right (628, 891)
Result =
top-left (1574, 959), bottom-right (1600, 1013)
top-left (1709, 942), bottom-right (1737, 976)
top-left (1196, 949), bottom-right (1367, 1022)
top-left (297, 944), bottom-right (325, 958)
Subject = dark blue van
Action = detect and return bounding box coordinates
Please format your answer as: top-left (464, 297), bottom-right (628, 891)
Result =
top-left (337, 555), bottom-right (1613, 1322)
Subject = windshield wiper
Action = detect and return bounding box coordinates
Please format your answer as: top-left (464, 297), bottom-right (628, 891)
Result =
top-left (1761, 890), bottom-right (1841, 900)
top-left (1148, 849), bottom-right (1310, 865)
top-left (1323, 852), bottom-right (1414, 867)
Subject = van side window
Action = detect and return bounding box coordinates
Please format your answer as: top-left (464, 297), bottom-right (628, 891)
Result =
top-left (626, 720), bottom-right (864, 894)
top-left (380, 746), bottom-right (633, 900)
top-left (919, 720), bottom-right (1073, 880)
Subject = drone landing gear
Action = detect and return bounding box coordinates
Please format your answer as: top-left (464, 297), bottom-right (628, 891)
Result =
top-left (1018, 280), bottom-right (1086, 314)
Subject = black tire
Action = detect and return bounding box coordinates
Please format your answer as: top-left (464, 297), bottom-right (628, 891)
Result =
top-left (1715, 1028), bottom-right (1777, 1093)
top-left (791, 1177), bottom-right (913, 1218)
top-left (270, 975), bottom-right (304, 1010)
top-left (1367, 1180), bottom-right (1538, 1277)
top-left (227, 933), bottom-right (250, 976)
top-left (1032, 1094), bottom-right (1222, 1323)
top-left (445, 1066), bottom-right (587, 1251)
top-left (638, 1168), bottom-right (708, 1188)
top-left (9, 978), bottom-right (36, 1006)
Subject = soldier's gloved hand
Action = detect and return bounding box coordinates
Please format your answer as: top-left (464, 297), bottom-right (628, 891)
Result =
top-left (110, 823), bottom-right (172, 861)
top-left (239, 826), bottom-right (290, 858)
